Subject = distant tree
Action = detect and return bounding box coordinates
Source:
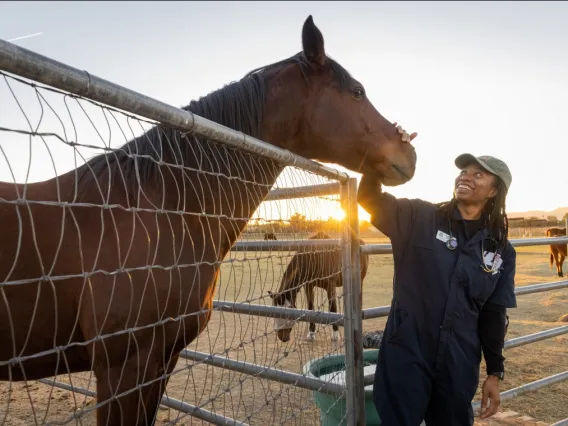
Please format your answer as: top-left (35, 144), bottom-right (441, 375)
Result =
top-left (290, 212), bottom-right (306, 224)
top-left (563, 213), bottom-right (568, 223)
top-left (547, 215), bottom-right (559, 224)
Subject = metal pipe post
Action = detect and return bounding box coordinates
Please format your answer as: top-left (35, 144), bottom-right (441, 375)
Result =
top-left (341, 177), bottom-right (365, 426)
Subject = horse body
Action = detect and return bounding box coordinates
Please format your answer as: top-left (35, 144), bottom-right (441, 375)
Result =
top-left (0, 16), bottom-right (417, 426)
top-left (546, 227), bottom-right (567, 277)
top-left (0, 167), bottom-right (230, 376)
top-left (269, 231), bottom-right (369, 342)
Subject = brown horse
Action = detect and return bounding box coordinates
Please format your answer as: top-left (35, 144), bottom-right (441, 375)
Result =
top-left (268, 231), bottom-right (370, 343)
top-left (0, 16), bottom-right (417, 426)
top-left (263, 232), bottom-right (278, 241)
top-left (546, 227), bottom-right (567, 277)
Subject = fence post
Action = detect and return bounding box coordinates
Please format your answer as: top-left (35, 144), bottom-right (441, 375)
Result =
top-left (341, 177), bottom-right (365, 426)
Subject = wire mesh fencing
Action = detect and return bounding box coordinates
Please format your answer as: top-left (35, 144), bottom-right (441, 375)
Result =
top-left (0, 55), bottom-right (359, 425)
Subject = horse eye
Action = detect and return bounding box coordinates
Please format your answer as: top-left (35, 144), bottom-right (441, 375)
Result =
top-left (352, 87), bottom-right (365, 99)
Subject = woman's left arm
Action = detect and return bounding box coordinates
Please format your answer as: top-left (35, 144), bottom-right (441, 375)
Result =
top-left (485, 245), bottom-right (518, 309)
top-left (478, 244), bottom-right (517, 418)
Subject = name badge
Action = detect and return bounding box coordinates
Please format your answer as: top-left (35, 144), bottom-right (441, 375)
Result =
top-left (436, 230), bottom-right (450, 243)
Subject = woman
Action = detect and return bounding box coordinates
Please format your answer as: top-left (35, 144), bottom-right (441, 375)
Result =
top-left (358, 125), bottom-right (516, 426)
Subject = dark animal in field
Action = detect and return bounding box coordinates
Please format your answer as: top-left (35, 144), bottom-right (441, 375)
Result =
top-left (268, 231), bottom-right (370, 342)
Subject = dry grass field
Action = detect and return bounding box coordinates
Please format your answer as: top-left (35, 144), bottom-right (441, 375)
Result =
top-left (1, 237), bottom-right (567, 425)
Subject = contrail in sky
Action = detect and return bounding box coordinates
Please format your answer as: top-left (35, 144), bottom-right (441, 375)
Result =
top-left (7, 32), bottom-right (44, 42)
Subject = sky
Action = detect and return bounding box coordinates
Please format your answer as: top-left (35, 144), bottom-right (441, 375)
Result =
top-left (1, 1), bottom-right (567, 221)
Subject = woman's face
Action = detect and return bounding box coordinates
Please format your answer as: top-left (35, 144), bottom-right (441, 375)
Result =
top-left (454, 163), bottom-right (497, 205)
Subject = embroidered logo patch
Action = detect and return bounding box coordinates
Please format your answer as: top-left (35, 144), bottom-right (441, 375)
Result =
top-left (483, 251), bottom-right (503, 274)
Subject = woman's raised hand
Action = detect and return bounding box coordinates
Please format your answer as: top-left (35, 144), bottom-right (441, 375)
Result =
top-left (392, 121), bottom-right (418, 143)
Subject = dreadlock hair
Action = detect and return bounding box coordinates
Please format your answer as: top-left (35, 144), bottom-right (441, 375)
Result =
top-left (436, 177), bottom-right (510, 252)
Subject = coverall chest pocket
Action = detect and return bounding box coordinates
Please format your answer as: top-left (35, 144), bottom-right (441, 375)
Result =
top-left (412, 241), bottom-right (452, 284)
top-left (466, 267), bottom-right (500, 305)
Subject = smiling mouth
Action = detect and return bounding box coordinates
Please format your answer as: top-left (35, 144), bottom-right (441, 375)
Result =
top-left (457, 183), bottom-right (474, 191)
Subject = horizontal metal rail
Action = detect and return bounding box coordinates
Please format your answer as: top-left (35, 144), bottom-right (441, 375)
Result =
top-left (359, 243), bottom-right (392, 255)
top-left (0, 39), bottom-right (349, 182)
top-left (471, 370), bottom-right (568, 411)
top-left (232, 238), bottom-right (341, 252)
top-left (180, 349), bottom-right (346, 396)
top-left (360, 280), bottom-right (568, 320)
top-left (38, 378), bottom-right (249, 426)
top-left (505, 325), bottom-right (568, 349)
top-left (214, 280), bottom-right (568, 326)
top-left (361, 236), bottom-right (568, 255)
top-left (515, 280), bottom-right (568, 295)
top-left (549, 418), bottom-right (568, 426)
top-left (362, 326), bottom-right (568, 386)
top-left (231, 236), bottom-right (568, 255)
top-left (361, 305), bottom-right (391, 320)
top-left (212, 300), bottom-right (344, 325)
top-left (265, 183), bottom-right (340, 201)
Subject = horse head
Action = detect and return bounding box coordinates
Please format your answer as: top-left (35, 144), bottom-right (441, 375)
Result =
top-left (257, 15), bottom-right (417, 186)
top-left (267, 290), bottom-right (296, 342)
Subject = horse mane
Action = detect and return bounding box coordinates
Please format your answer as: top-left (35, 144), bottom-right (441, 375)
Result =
top-left (75, 52), bottom-right (354, 197)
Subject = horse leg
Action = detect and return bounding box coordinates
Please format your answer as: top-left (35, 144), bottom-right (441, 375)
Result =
top-left (138, 351), bottom-right (180, 425)
top-left (305, 285), bottom-right (316, 342)
top-left (554, 251), bottom-right (563, 277)
top-left (559, 252), bottom-right (565, 277)
top-left (326, 285), bottom-right (339, 341)
top-left (95, 348), bottom-right (175, 426)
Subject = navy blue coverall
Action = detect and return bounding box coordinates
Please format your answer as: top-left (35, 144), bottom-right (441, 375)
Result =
top-left (359, 180), bottom-right (517, 426)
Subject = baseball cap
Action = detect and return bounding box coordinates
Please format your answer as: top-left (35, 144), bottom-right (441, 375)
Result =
top-left (454, 153), bottom-right (512, 191)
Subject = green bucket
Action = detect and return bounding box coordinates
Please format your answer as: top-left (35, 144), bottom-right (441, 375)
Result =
top-left (302, 349), bottom-right (382, 426)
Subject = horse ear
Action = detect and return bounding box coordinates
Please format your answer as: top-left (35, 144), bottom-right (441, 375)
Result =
top-left (302, 15), bottom-right (326, 69)
top-left (267, 290), bottom-right (275, 299)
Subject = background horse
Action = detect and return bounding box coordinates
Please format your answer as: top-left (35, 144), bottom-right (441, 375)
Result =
top-left (546, 227), bottom-right (567, 277)
top-left (263, 232), bottom-right (278, 241)
top-left (0, 16), bottom-right (416, 426)
top-left (268, 231), bottom-right (370, 343)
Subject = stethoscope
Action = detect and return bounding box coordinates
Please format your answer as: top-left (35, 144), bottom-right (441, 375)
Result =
top-left (446, 217), bottom-right (502, 274)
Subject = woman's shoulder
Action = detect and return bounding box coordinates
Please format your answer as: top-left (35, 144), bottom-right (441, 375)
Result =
top-left (386, 193), bottom-right (437, 211)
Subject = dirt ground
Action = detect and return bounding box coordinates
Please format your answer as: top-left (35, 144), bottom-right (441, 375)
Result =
top-left (1, 240), bottom-right (567, 425)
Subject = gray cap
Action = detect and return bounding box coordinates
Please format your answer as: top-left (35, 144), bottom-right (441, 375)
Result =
top-left (454, 153), bottom-right (512, 191)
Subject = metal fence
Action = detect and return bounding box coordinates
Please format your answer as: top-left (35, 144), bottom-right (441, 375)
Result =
top-left (1, 38), bottom-right (568, 426)
top-left (0, 39), bottom-right (361, 426)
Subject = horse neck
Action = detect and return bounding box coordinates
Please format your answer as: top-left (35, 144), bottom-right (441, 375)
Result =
top-left (276, 257), bottom-right (303, 306)
top-left (71, 67), bottom-right (303, 258)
